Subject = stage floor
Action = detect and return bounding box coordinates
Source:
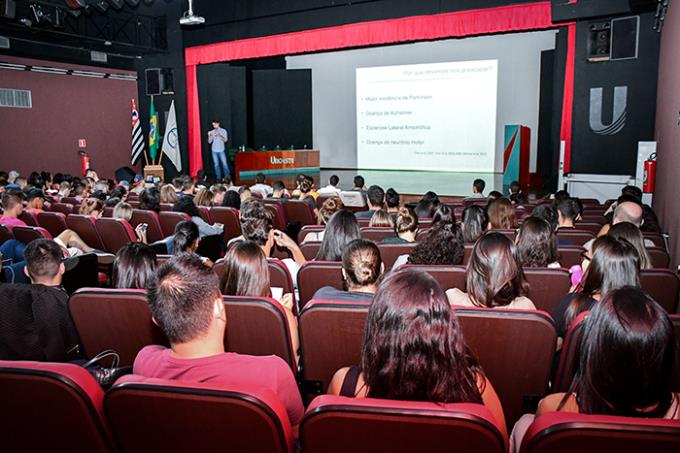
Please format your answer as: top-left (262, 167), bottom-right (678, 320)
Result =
top-left (237, 168), bottom-right (503, 197)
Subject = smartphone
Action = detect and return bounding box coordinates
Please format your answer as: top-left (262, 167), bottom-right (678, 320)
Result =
top-left (140, 223), bottom-right (148, 232)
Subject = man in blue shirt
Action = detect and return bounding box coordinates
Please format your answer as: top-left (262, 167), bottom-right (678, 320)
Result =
top-left (208, 119), bottom-right (229, 181)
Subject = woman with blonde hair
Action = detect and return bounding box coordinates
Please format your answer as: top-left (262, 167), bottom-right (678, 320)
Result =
top-left (160, 184), bottom-right (178, 204)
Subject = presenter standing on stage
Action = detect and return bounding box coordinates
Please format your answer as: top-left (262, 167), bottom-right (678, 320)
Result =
top-left (208, 119), bottom-right (229, 181)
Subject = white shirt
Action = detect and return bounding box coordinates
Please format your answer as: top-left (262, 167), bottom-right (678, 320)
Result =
top-left (250, 183), bottom-right (273, 198)
top-left (209, 127), bottom-right (228, 152)
top-left (317, 185), bottom-right (342, 196)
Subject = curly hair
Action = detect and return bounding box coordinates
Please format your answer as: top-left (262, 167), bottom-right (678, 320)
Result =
top-left (407, 223), bottom-right (464, 265)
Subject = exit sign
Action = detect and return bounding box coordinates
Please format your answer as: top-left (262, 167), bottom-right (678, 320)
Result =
top-left (78, 139), bottom-right (87, 148)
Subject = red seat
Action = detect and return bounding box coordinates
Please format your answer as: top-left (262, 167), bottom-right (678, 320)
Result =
top-left (574, 221), bottom-right (604, 235)
top-left (556, 230), bottom-right (596, 246)
top-left (672, 315), bottom-right (680, 392)
top-left (61, 197), bottom-right (81, 206)
top-left (50, 203), bottom-right (74, 216)
top-left (0, 224), bottom-right (15, 245)
top-left (643, 232), bottom-right (667, 250)
top-left (523, 268), bottom-right (572, 313)
top-left (640, 269), bottom-right (680, 314)
top-left (402, 264), bottom-right (467, 292)
top-left (37, 211), bottom-right (68, 237)
top-left (106, 376), bottom-right (294, 453)
top-left (455, 308), bottom-right (556, 427)
top-left (158, 211), bottom-right (191, 237)
top-left (130, 209), bottom-right (164, 243)
top-left (299, 300), bottom-right (371, 391)
top-left (68, 288), bottom-right (168, 366)
top-left (268, 259), bottom-right (296, 306)
top-left (102, 207), bottom-right (114, 218)
top-left (298, 261), bottom-right (344, 308)
top-left (12, 225), bottom-right (52, 244)
top-left (197, 206), bottom-right (212, 223)
top-left (360, 227), bottom-right (397, 242)
top-left (557, 246), bottom-right (584, 268)
top-left (223, 296), bottom-right (297, 370)
top-left (298, 225), bottom-right (325, 243)
top-left (66, 215), bottom-right (106, 251)
top-left (356, 218), bottom-right (371, 228)
top-left (128, 200), bottom-right (140, 208)
top-left (159, 203), bottom-right (173, 212)
top-left (300, 242), bottom-right (322, 261)
top-left (520, 412), bottom-right (680, 453)
top-left (18, 211), bottom-right (38, 226)
top-left (283, 200), bottom-right (316, 227)
top-left (302, 396), bottom-right (505, 453)
top-left (553, 311), bottom-right (589, 392)
top-left (648, 247), bottom-right (671, 268)
top-left (489, 229), bottom-right (517, 242)
top-left (378, 242), bottom-right (418, 268)
top-left (0, 361), bottom-right (112, 452)
top-left (463, 243), bottom-right (475, 264)
top-left (264, 201), bottom-right (288, 232)
top-left (463, 198), bottom-right (489, 207)
top-left (95, 218), bottom-right (137, 253)
top-left (209, 207), bottom-right (241, 243)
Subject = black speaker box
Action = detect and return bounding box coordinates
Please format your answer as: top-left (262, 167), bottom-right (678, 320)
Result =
top-left (587, 21), bottom-right (611, 61)
top-left (145, 68), bottom-right (161, 96)
top-left (115, 166), bottom-right (137, 182)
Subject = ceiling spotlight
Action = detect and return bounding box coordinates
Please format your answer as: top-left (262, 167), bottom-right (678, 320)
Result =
top-left (179, 0), bottom-right (204, 26)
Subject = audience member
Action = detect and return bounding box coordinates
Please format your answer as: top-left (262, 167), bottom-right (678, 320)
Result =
top-left (238, 186), bottom-right (253, 202)
top-left (368, 209), bottom-right (394, 228)
top-left (532, 204), bottom-right (558, 231)
top-left (608, 221), bottom-right (651, 269)
top-left (210, 184), bottom-right (227, 206)
top-left (327, 268), bottom-right (507, 439)
top-left (181, 175), bottom-right (196, 196)
top-left (222, 190), bottom-right (241, 210)
top-left (515, 217), bottom-right (560, 268)
top-left (385, 188), bottom-right (400, 214)
top-left (354, 185), bottom-right (384, 219)
top-left (487, 190), bottom-right (503, 201)
top-left (414, 191), bottom-right (440, 219)
top-left (447, 232), bottom-right (534, 309)
top-left (249, 173), bottom-right (273, 198)
top-left (556, 198), bottom-right (580, 229)
top-left (173, 196), bottom-right (224, 239)
top-left (134, 254), bottom-right (304, 427)
top-left (461, 205), bottom-right (488, 243)
top-left (405, 222), bottom-right (464, 267)
top-left (382, 207), bottom-right (418, 244)
top-left (316, 210), bottom-right (362, 261)
top-left (112, 242), bottom-right (157, 289)
top-left (430, 203), bottom-right (455, 229)
top-left (268, 181), bottom-right (288, 200)
top-left (112, 202), bottom-right (147, 243)
top-left (160, 184), bottom-right (178, 205)
top-left (317, 174), bottom-right (342, 196)
top-left (0, 192), bottom-right (28, 227)
top-left (313, 239), bottom-right (383, 302)
top-left (79, 198), bottom-right (104, 218)
top-left (194, 188), bottom-right (214, 207)
top-left (303, 197), bottom-right (342, 243)
top-left (487, 198), bottom-right (517, 229)
top-left (470, 178), bottom-right (486, 198)
top-left (553, 189), bottom-right (570, 206)
top-left (25, 188), bottom-right (46, 214)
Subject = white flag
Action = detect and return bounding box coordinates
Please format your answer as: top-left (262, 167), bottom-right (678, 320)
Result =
top-left (161, 100), bottom-right (182, 171)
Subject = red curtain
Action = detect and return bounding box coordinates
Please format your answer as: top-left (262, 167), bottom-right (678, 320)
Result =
top-left (185, 1), bottom-right (574, 177)
top-left (560, 23), bottom-right (576, 173)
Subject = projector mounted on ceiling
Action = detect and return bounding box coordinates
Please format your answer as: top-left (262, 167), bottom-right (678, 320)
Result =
top-left (179, 0), bottom-right (204, 26)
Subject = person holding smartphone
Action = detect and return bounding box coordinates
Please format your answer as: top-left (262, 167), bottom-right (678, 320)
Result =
top-left (208, 119), bottom-right (229, 181)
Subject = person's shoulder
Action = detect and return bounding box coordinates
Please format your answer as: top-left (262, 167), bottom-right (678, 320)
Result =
top-left (512, 296), bottom-right (536, 310)
top-left (537, 393), bottom-right (577, 415)
top-left (313, 286), bottom-right (340, 298)
top-left (446, 288), bottom-right (472, 306)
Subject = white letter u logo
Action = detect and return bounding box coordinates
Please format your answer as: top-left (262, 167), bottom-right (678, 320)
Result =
top-left (589, 86), bottom-right (627, 136)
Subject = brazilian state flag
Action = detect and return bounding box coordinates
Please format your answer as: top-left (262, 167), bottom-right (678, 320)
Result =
top-left (149, 97), bottom-right (159, 162)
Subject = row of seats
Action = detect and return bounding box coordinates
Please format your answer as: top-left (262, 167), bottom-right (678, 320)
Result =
top-left (4, 359), bottom-right (678, 452)
top-left (61, 288), bottom-right (680, 428)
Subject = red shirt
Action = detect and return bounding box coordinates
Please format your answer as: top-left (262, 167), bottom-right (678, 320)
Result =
top-left (0, 217), bottom-right (27, 227)
top-left (133, 345), bottom-right (304, 425)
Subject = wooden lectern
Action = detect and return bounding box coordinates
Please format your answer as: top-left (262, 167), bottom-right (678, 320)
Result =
top-left (144, 165), bottom-right (164, 182)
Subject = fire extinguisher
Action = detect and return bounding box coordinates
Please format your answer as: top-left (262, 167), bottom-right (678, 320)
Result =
top-left (643, 153), bottom-right (656, 193)
top-left (79, 150), bottom-right (90, 176)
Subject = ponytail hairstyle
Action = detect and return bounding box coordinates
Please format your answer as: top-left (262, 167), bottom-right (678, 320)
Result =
top-left (342, 239), bottom-right (383, 291)
top-left (318, 197), bottom-right (343, 224)
top-left (173, 220), bottom-right (200, 254)
top-left (395, 207), bottom-right (418, 235)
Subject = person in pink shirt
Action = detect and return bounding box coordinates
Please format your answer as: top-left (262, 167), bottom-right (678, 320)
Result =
top-left (134, 253), bottom-right (304, 429)
top-left (0, 191), bottom-right (28, 227)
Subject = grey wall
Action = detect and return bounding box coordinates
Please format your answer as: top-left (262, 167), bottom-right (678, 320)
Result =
top-left (287, 30), bottom-right (557, 170)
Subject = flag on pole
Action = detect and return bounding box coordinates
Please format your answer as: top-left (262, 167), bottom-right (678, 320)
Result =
top-left (130, 99), bottom-right (145, 165)
top-left (161, 100), bottom-right (182, 172)
top-left (148, 96), bottom-right (159, 163)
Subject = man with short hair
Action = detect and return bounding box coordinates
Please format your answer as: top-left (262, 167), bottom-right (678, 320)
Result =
top-left (134, 254), bottom-right (303, 426)
top-left (0, 239), bottom-right (81, 360)
top-left (556, 198), bottom-right (581, 229)
top-left (355, 185), bottom-right (385, 219)
top-left (470, 179), bottom-right (486, 198)
top-left (268, 181), bottom-right (288, 200)
top-left (509, 180), bottom-right (522, 196)
top-left (250, 173), bottom-right (273, 198)
top-left (0, 191), bottom-right (27, 227)
top-left (317, 175), bottom-right (342, 196)
top-left (208, 119), bottom-right (229, 181)
top-left (181, 175), bottom-right (196, 197)
top-left (25, 188), bottom-right (46, 215)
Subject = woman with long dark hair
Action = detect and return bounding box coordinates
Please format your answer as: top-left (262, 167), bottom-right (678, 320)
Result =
top-left (174, 195), bottom-right (224, 239)
top-left (552, 236), bottom-right (640, 339)
top-left (515, 216), bottom-right (560, 268)
top-left (461, 205), bottom-right (488, 243)
top-left (112, 242), bottom-right (157, 289)
top-left (328, 268), bottom-right (507, 439)
top-left (172, 220), bottom-right (214, 267)
top-left (447, 232), bottom-right (534, 309)
top-left (315, 210), bottom-right (361, 261)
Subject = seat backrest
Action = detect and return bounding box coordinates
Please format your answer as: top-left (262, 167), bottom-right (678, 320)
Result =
top-left (489, 229), bottom-right (517, 242)
top-left (209, 207), bottom-right (241, 242)
top-left (523, 268), bottom-right (572, 313)
top-left (672, 315), bottom-right (680, 392)
top-left (95, 218), bottom-right (137, 253)
top-left (0, 224), bottom-right (15, 245)
top-left (130, 209), bottom-right (164, 243)
top-left (556, 230), bottom-right (596, 247)
top-left (360, 227), bottom-right (397, 242)
top-left (197, 206), bottom-right (212, 223)
top-left (574, 221), bottom-right (604, 235)
top-left (298, 261), bottom-right (344, 308)
top-left (61, 253), bottom-right (100, 294)
top-left (18, 210), bottom-right (38, 226)
top-left (283, 200), bottom-right (317, 227)
top-left (50, 203), bottom-right (74, 216)
top-left (640, 269), bottom-right (680, 314)
top-left (520, 412), bottom-right (680, 453)
top-left (37, 211), bottom-right (68, 237)
top-left (553, 311), bottom-right (589, 392)
top-left (62, 197), bottom-right (81, 206)
top-left (264, 202), bottom-right (288, 232)
top-left (159, 203), bottom-right (173, 211)
top-left (102, 207), bottom-right (114, 218)
top-left (300, 242), bottom-right (322, 260)
top-left (298, 225), bottom-right (325, 243)
top-left (268, 259), bottom-right (295, 299)
top-left (455, 308), bottom-right (556, 427)
top-left (299, 300), bottom-right (370, 392)
top-left (12, 225), bottom-right (53, 244)
top-left (68, 288), bottom-right (168, 366)
top-left (378, 242), bottom-right (418, 269)
top-left (402, 265), bottom-right (467, 292)
top-left (0, 361), bottom-right (112, 452)
top-left (557, 246), bottom-right (584, 268)
top-left (463, 244), bottom-right (474, 264)
top-left (648, 247), bottom-right (671, 268)
top-left (223, 296), bottom-right (296, 370)
top-left (643, 232), bottom-right (667, 250)
top-left (66, 214), bottom-right (106, 251)
top-left (106, 376), bottom-right (293, 453)
top-left (301, 395), bottom-right (505, 453)
top-left (158, 211), bottom-right (191, 237)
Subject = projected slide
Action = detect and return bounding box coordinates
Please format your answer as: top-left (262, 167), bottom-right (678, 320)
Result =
top-left (356, 60), bottom-right (498, 172)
